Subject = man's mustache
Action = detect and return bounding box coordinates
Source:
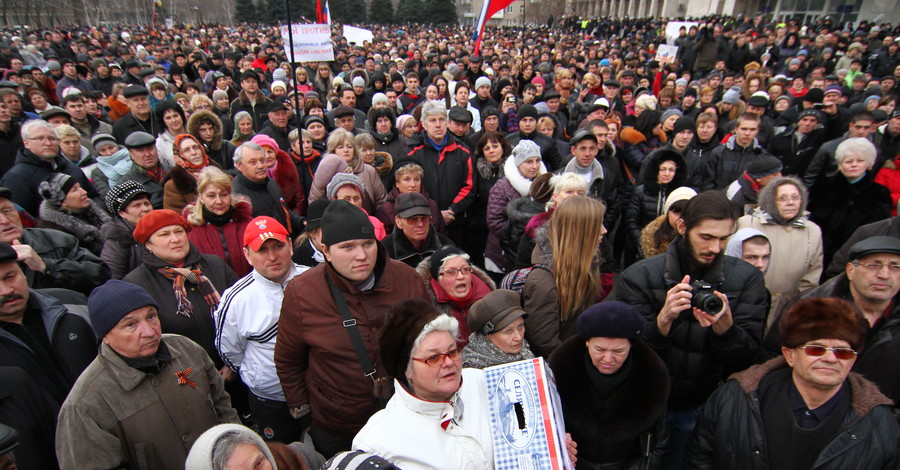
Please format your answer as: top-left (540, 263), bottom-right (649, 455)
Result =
top-left (0, 293), bottom-right (23, 305)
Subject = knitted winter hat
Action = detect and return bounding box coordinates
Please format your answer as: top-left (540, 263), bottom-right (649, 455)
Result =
top-left (105, 180), bottom-right (150, 215)
top-left (428, 245), bottom-right (469, 280)
top-left (132, 209), bottom-right (190, 244)
top-left (320, 200), bottom-right (374, 246)
top-left (722, 86), bottom-right (742, 105)
top-left (577, 301), bottom-right (644, 339)
top-left (88, 280), bottom-right (160, 339)
top-left (38, 173), bottom-right (77, 208)
top-left (326, 173), bottom-right (364, 201)
top-left (512, 139), bottom-right (542, 168)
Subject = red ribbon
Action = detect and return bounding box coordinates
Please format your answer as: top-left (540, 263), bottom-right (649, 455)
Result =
top-left (175, 368), bottom-right (196, 387)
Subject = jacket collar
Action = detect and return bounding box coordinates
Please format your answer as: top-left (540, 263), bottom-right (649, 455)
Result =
top-left (0, 290), bottom-right (68, 350)
top-left (724, 134), bottom-right (762, 151)
top-left (98, 337), bottom-right (184, 391)
top-left (394, 379), bottom-right (464, 427)
top-left (250, 263), bottom-right (304, 289)
top-left (389, 227), bottom-right (443, 261)
top-left (663, 236), bottom-right (726, 286)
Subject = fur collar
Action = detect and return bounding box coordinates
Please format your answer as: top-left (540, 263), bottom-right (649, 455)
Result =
top-left (619, 127), bottom-right (647, 146)
top-left (371, 151), bottom-right (393, 177)
top-left (640, 214), bottom-right (670, 259)
top-left (38, 200), bottom-right (111, 245)
top-left (272, 148), bottom-right (301, 189)
top-left (549, 336), bottom-right (669, 441)
top-left (731, 357), bottom-right (894, 418)
top-left (163, 165), bottom-right (198, 194)
top-left (503, 155), bottom-right (547, 197)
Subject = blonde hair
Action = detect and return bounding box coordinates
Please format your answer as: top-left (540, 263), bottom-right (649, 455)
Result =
top-left (54, 124), bottom-right (79, 139)
top-left (634, 94), bottom-right (658, 112)
top-left (326, 129), bottom-right (359, 169)
top-left (550, 196), bottom-right (605, 320)
top-left (546, 173), bottom-right (588, 210)
top-left (190, 94), bottom-right (213, 111)
top-left (187, 166), bottom-right (235, 225)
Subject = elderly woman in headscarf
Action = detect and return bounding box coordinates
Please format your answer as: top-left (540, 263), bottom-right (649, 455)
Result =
top-left (230, 110), bottom-right (255, 147)
top-left (162, 134), bottom-right (213, 213)
top-left (38, 173), bottom-right (111, 255)
top-left (123, 209), bottom-right (239, 382)
top-left (416, 245), bottom-right (495, 349)
top-left (548, 301), bottom-right (668, 470)
top-left (738, 176), bottom-right (823, 324)
top-left (462, 289), bottom-right (535, 369)
top-left (185, 424), bottom-right (278, 470)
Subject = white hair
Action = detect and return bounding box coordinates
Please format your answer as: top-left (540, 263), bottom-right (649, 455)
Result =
top-left (420, 100), bottom-right (447, 120)
top-left (406, 314), bottom-right (460, 376)
top-left (233, 142), bottom-right (262, 164)
top-left (835, 137), bottom-right (876, 168)
top-left (21, 119), bottom-right (54, 140)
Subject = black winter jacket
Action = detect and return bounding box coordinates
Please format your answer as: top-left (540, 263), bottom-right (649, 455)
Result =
top-left (506, 130), bottom-right (563, 171)
top-left (766, 126), bottom-right (826, 177)
top-left (825, 215), bottom-right (900, 278)
top-left (0, 290), bottom-right (96, 406)
top-left (684, 357), bottom-right (900, 470)
top-left (616, 239), bottom-right (768, 409)
top-left (626, 149), bottom-right (688, 252)
top-left (21, 227), bottom-right (110, 294)
top-left (100, 218), bottom-right (145, 280)
top-left (0, 148), bottom-right (99, 217)
top-left (700, 135), bottom-right (774, 191)
top-left (549, 337), bottom-right (669, 470)
top-left (808, 172), bottom-right (892, 269)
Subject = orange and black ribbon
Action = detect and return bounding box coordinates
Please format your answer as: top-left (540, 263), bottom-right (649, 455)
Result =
top-left (175, 368), bottom-right (196, 387)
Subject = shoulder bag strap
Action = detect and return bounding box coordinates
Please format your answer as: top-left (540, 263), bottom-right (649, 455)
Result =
top-left (325, 273), bottom-right (376, 379)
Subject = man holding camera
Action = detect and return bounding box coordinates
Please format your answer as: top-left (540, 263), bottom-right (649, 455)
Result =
top-left (617, 190), bottom-right (769, 470)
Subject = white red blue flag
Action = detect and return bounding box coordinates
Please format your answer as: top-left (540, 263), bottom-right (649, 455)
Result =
top-left (471, 0), bottom-right (517, 55)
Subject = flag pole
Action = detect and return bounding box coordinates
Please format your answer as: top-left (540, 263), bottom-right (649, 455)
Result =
top-left (284, 0), bottom-right (303, 129)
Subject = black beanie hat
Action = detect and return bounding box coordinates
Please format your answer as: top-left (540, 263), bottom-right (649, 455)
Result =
top-left (672, 116), bottom-right (696, 135)
top-left (428, 245), bottom-right (469, 280)
top-left (88, 280), bottom-right (159, 339)
top-left (682, 87), bottom-right (698, 99)
top-left (518, 104), bottom-right (539, 121)
top-left (321, 200), bottom-right (375, 246)
top-left (379, 298), bottom-right (442, 381)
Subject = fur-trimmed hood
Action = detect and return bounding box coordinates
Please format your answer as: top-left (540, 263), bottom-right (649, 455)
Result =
top-left (370, 151), bottom-right (394, 177)
top-left (506, 196), bottom-right (545, 226)
top-left (640, 214), bottom-right (671, 259)
top-left (548, 335), bottom-right (669, 442)
top-left (502, 153), bottom-right (547, 197)
top-left (731, 356), bottom-right (893, 418)
top-left (620, 126), bottom-right (668, 146)
top-left (415, 257), bottom-right (496, 304)
top-left (638, 147), bottom-right (688, 191)
top-left (187, 110), bottom-right (224, 149)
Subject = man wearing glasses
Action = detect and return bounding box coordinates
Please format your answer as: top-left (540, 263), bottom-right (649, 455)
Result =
top-left (764, 236), bottom-right (900, 408)
top-left (686, 297), bottom-right (900, 469)
top-left (0, 119), bottom-right (97, 217)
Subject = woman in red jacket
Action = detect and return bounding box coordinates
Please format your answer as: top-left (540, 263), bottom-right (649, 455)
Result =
top-left (183, 166), bottom-right (253, 277)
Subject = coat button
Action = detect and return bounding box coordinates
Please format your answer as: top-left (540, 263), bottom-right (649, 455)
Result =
top-left (182, 433), bottom-right (189, 442)
top-left (151, 379), bottom-right (160, 386)
top-left (785, 226), bottom-right (792, 232)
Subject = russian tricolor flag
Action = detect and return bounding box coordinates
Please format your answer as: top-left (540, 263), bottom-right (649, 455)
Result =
top-left (471, 0), bottom-right (517, 55)
top-left (316, 0), bottom-right (331, 25)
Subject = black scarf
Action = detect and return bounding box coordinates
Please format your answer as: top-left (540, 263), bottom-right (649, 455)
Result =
top-left (584, 348), bottom-right (633, 398)
top-left (202, 205), bottom-right (235, 227)
top-left (117, 339), bottom-right (173, 375)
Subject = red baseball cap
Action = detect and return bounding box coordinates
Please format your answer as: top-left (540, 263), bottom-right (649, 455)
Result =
top-left (243, 216), bottom-right (289, 251)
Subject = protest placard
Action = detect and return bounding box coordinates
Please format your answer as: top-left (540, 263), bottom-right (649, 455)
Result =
top-left (280, 24), bottom-right (334, 62)
top-left (343, 25), bottom-right (374, 46)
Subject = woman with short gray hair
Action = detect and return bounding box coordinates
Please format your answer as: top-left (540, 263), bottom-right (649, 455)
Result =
top-left (809, 137), bottom-right (892, 269)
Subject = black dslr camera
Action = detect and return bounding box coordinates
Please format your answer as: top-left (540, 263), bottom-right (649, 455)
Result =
top-left (690, 281), bottom-right (723, 315)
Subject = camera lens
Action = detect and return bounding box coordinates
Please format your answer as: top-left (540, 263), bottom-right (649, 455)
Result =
top-left (693, 292), bottom-right (723, 315)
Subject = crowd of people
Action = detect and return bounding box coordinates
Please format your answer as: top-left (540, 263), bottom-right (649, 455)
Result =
top-left (0, 11), bottom-right (898, 470)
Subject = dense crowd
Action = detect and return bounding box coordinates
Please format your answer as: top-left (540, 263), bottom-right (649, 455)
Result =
top-left (0, 12), bottom-right (898, 470)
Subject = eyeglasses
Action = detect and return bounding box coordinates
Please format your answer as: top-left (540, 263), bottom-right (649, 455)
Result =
top-left (801, 345), bottom-right (857, 360)
top-left (853, 262), bottom-right (900, 273)
top-left (440, 266), bottom-right (471, 277)
top-left (776, 195), bottom-right (802, 202)
top-left (26, 135), bottom-right (58, 142)
top-left (412, 349), bottom-right (461, 367)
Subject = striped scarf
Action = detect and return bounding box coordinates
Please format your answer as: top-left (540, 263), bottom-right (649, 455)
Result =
top-left (157, 265), bottom-right (221, 318)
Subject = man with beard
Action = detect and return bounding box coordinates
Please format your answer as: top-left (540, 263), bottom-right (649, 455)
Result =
top-left (617, 190), bottom-right (768, 470)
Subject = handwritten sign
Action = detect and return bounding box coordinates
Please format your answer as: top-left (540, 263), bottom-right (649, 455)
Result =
top-left (280, 24), bottom-right (334, 62)
top-left (656, 44), bottom-right (679, 64)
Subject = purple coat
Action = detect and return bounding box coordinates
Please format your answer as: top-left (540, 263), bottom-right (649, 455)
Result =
top-left (485, 178), bottom-right (522, 271)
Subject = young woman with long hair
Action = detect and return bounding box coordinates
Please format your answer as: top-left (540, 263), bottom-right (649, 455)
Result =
top-left (522, 196), bottom-right (606, 357)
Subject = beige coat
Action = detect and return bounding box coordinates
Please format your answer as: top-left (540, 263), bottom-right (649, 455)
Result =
top-left (737, 210), bottom-right (823, 327)
top-left (56, 334), bottom-right (239, 470)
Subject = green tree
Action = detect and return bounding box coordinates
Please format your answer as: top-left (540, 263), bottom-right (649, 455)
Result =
top-left (423, 0), bottom-right (456, 24)
top-left (234, 0), bottom-right (258, 22)
top-left (395, 0), bottom-right (422, 23)
top-left (368, 0), bottom-right (393, 23)
top-left (264, 0), bottom-right (287, 23)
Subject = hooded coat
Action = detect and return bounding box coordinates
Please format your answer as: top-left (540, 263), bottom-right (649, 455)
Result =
top-left (683, 357), bottom-right (899, 470)
top-left (187, 110), bottom-right (236, 172)
top-left (737, 178), bottom-right (823, 322)
top-left (625, 149), bottom-right (688, 252)
top-left (549, 337), bottom-right (669, 470)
